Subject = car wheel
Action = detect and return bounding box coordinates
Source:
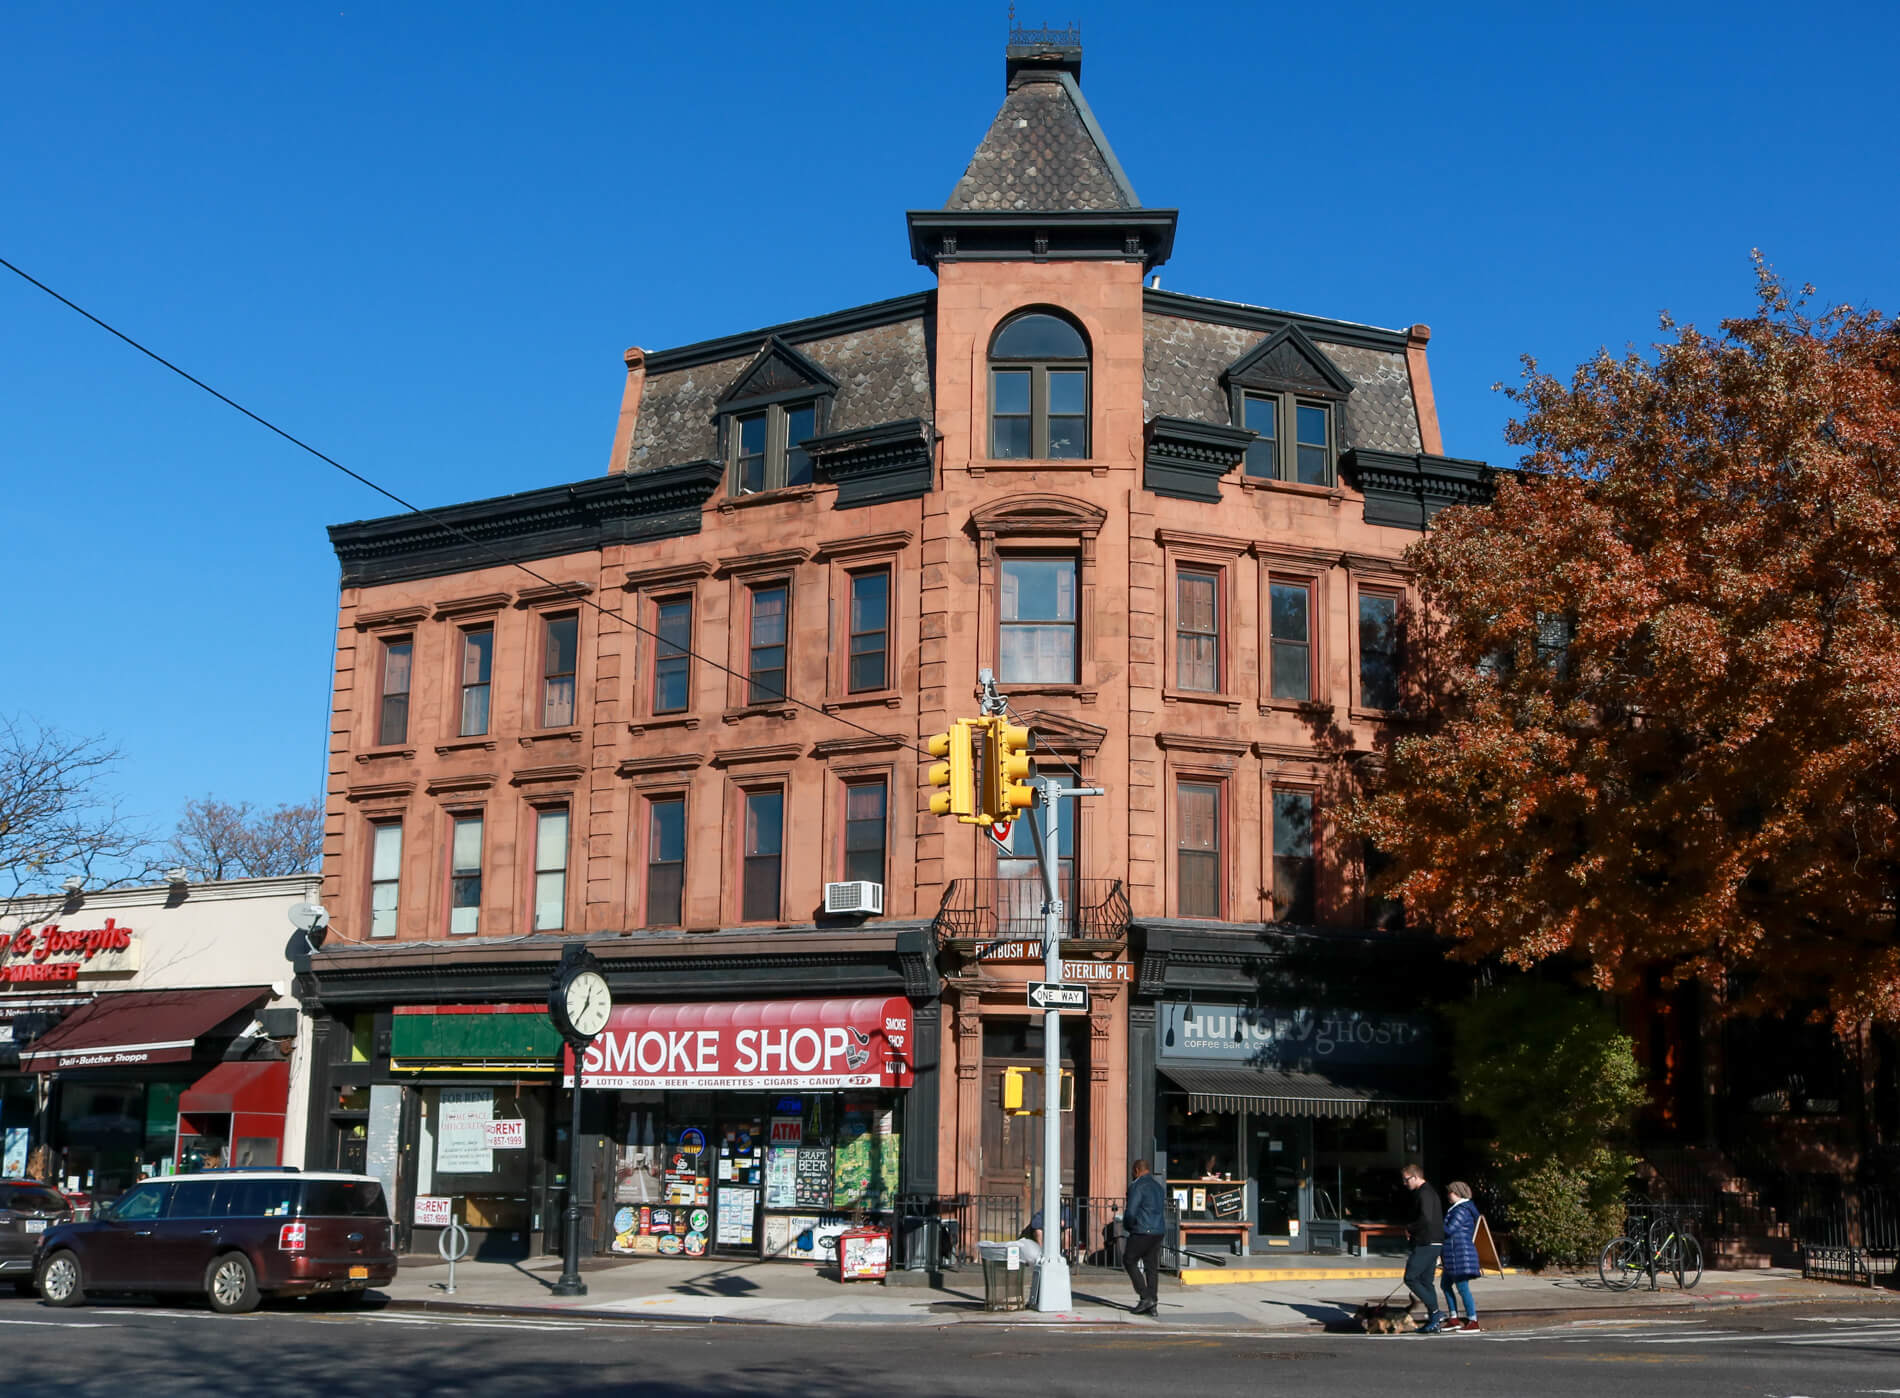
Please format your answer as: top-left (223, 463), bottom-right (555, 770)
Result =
top-left (205, 1253), bottom-right (260, 1315)
top-left (39, 1252), bottom-right (86, 1308)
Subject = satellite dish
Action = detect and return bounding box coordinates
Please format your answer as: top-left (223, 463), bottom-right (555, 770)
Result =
top-left (287, 902), bottom-right (330, 934)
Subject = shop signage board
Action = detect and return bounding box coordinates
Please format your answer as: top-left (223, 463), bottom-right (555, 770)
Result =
top-left (0, 919), bottom-right (141, 985)
top-left (566, 997), bottom-right (913, 1091)
top-left (1156, 1002), bottom-right (1434, 1066)
top-left (793, 1147), bottom-right (832, 1209)
top-left (413, 1195), bottom-right (452, 1227)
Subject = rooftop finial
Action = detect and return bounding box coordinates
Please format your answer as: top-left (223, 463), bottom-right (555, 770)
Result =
top-left (1005, 14), bottom-right (1082, 86)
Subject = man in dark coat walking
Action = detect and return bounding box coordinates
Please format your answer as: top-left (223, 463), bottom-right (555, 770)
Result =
top-left (1121, 1159), bottom-right (1167, 1315)
top-left (1401, 1162), bottom-right (1449, 1333)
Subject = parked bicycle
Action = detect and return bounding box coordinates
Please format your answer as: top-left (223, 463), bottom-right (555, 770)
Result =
top-left (1599, 1202), bottom-right (1703, 1291)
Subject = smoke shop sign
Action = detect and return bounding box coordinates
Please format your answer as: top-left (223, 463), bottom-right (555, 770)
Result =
top-left (1, 919), bottom-right (140, 985)
top-left (1159, 1002), bottom-right (1433, 1067)
top-left (566, 996), bottom-right (915, 1091)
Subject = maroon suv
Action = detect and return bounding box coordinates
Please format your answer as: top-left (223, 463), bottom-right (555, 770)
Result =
top-left (1, 1180), bottom-right (72, 1294)
top-left (32, 1170), bottom-right (397, 1313)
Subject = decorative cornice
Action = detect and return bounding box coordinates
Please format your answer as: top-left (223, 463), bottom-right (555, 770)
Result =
top-left (515, 581), bottom-right (594, 608)
top-left (811, 733), bottom-right (907, 759)
top-left (1222, 323), bottom-right (1356, 399)
top-left (1155, 526), bottom-right (1251, 556)
top-left (811, 529), bottom-right (917, 561)
top-left (1251, 541), bottom-right (1346, 571)
top-left (353, 605), bottom-right (428, 632)
top-left (426, 773), bottom-right (497, 797)
top-left (616, 752), bottom-right (706, 777)
top-left (906, 208), bottom-right (1178, 271)
top-left (715, 546), bottom-right (812, 578)
top-left (431, 592), bottom-right (513, 620)
top-left (624, 560), bottom-right (714, 591)
top-left (709, 742), bottom-right (804, 768)
top-left (1142, 415), bottom-right (1253, 504)
top-left (1155, 732), bottom-right (1252, 755)
top-left (1143, 288), bottom-right (1413, 354)
top-left (329, 459), bottom-right (726, 588)
top-left (344, 781), bottom-right (415, 804)
top-left (715, 335), bottom-right (840, 410)
top-left (968, 492), bottom-right (1106, 539)
top-left (510, 763), bottom-right (586, 787)
top-left (804, 419), bottom-right (936, 510)
top-left (1339, 449), bottom-right (1495, 531)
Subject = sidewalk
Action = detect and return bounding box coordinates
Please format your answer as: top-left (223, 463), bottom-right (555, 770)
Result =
top-left (378, 1252), bottom-right (1892, 1330)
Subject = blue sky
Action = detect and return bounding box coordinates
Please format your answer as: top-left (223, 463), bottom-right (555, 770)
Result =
top-left (3, 1), bottom-right (1896, 852)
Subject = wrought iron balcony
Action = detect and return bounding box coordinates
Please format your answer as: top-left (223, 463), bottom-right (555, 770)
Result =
top-left (932, 878), bottom-right (1129, 948)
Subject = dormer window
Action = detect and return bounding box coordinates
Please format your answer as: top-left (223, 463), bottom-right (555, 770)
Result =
top-left (1224, 325), bottom-right (1353, 488)
top-left (731, 400), bottom-right (817, 494)
top-left (716, 336), bottom-right (837, 498)
top-left (989, 310), bottom-right (1090, 460)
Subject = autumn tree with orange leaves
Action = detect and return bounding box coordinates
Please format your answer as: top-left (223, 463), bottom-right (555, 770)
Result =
top-left (1353, 265), bottom-right (1900, 1028)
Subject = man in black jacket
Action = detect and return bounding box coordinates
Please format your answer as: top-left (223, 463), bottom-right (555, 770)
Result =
top-left (1121, 1159), bottom-right (1167, 1315)
top-left (1401, 1163), bottom-right (1449, 1333)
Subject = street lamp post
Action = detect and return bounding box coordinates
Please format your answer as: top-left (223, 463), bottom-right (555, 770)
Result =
top-left (551, 1046), bottom-right (588, 1298)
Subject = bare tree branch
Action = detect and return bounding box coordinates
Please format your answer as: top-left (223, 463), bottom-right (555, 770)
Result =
top-left (169, 796), bottom-right (323, 879)
top-left (0, 714), bottom-right (159, 900)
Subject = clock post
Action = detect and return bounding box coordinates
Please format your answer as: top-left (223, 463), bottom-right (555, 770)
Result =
top-left (549, 943), bottom-right (612, 1299)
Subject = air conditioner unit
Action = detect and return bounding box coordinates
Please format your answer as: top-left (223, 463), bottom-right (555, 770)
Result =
top-left (824, 881), bottom-right (884, 916)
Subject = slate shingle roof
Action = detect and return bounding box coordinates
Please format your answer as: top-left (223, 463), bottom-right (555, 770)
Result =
top-left (1142, 312), bottom-right (1423, 456)
top-left (630, 317), bottom-right (933, 472)
top-left (945, 71), bottom-right (1138, 212)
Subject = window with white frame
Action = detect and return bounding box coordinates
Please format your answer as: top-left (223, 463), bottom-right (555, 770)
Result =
top-left (533, 808), bottom-right (568, 931)
top-left (449, 814), bottom-right (483, 935)
top-left (369, 822), bottom-right (402, 938)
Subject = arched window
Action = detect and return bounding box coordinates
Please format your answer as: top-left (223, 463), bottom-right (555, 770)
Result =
top-left (989, 311), bottom-right (1090, 460)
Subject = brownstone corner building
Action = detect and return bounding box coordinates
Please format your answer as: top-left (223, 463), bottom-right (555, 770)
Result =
top-left (307, 31), bottom-right (1492, 1264)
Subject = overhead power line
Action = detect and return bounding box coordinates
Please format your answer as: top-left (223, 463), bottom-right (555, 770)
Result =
top-left (0, 254), bottom-right (934, 760)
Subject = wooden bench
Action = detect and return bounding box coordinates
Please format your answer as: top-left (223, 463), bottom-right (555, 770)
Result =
top-left (1178, 1221), bottom-right (1251, 1257)
top-left (1348, 1222), bottom-right (1410, 1256)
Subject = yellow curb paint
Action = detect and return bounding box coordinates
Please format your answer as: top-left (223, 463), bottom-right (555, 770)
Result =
top-left (1177, 1266), bottom-right (1520, 1286)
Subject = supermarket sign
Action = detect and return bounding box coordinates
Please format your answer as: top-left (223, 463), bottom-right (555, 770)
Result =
top-left (567, 996), bottom-right (914, 1091)
top-left (1, 919), bottom-right (141, 985)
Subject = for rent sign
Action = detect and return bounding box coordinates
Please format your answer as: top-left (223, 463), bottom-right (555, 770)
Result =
top-left (0, 919), bottom-right (140, 985)
top-left (566, 997), bottom-right (914, 1091)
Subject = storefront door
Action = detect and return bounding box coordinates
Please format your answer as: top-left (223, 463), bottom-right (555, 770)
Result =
top-left (1248, 1117), bottom-right (1312, 1253)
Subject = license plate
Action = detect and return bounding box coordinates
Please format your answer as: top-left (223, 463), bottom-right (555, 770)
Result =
top-left (24, 1220), bottom-right (45, 1234)
top-left (348, 1265), bottom-right (368, 1280)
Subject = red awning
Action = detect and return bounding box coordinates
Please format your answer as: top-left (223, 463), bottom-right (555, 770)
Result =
top-left (567, 996), bottom-right (915, 1090)
top-left (179, 1059), bottom-right (289, 1116)
top-left (19, 987), bottom-right (268, 1071)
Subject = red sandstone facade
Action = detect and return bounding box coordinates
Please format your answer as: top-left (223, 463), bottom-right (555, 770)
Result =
top-left (312, 37), bottom-right (1485, 1245)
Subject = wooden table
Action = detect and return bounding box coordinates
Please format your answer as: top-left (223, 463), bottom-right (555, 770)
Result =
top-left (1348, 1222), bottom-right (1410, 1255)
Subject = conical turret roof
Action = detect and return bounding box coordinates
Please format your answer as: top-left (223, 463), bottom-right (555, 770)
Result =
top-left (944, 63), bottom-right (1141, 213)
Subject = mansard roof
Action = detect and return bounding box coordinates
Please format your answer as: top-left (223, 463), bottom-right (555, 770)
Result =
top-left (944, 65), bottom-right (1140, 213)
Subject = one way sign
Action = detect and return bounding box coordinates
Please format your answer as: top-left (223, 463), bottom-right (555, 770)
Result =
top-left (1027, 982), bottom-right (1089, 1012)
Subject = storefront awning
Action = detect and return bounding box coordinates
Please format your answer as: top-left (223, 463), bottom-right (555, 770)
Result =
top-left (1158, 1063), bottom-right (1445, 1118)
top-left (566, 996), bottom-right (915, 1091)
top-left (179, 1059), bottom-right (289, 1116)
top-left (18, 986), bottom-right (268, 1071)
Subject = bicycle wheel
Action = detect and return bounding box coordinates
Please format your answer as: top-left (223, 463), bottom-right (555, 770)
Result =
top-left (1673, 1235), bottom-right (1702, 1290)
top-left (1599, 1236), bottom-right (1644, 1290)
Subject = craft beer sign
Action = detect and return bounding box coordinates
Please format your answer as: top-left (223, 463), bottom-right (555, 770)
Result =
top-left (566, 996), bottom-right (914, 1091)
top-left (0, 919), bottom-right (141, 985)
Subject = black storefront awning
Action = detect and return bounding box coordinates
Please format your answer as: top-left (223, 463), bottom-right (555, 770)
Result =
top-left (1158, 1063), bottom-right (1446, 1118)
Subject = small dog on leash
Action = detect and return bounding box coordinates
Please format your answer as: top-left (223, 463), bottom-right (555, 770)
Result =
top-left (1355, 1299), bottom-right (1412, 1334)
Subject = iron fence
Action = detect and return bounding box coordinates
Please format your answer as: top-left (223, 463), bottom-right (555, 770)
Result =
top-left (890, 1193), bottom-right (1025, 1270)
top-left (932, 878), bottom-right (1130, 944)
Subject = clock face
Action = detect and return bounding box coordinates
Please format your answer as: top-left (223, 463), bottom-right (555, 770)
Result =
top-left (565, 970), bottom-right (612, 1038)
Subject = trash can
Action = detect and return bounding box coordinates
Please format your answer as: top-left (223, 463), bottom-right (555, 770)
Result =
top-left (976, 1240), bottom-right (1030, 1311)
top-left (903, 1214), bottom-right (943, 1272)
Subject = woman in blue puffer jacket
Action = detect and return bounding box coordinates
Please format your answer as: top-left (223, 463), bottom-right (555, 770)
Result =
top-left (1439, 1182), bottom-right (1482, 1332)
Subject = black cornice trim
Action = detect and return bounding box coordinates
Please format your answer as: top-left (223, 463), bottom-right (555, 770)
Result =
top-left (907, 209), bottom-right (1177, 271)
top-left (328, 459), bottom-right (726, 587)
top-left (1142, 415), bottom-right (1253, 503)
top-left (1144, 288), bottom-right (1411, 353)
top-left (643, 293), bottom-right (935, 376)
top-left (1339, 449), bottom-right (1495, 531)
top-left (806, 418), bottom-right (937, 508)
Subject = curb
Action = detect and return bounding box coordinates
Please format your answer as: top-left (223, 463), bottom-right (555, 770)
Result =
top-left (381, 1295), bottom-right (776, 1325)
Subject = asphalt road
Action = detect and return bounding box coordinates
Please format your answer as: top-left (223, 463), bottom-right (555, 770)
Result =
top-left (3, 1294), bottom-right (1899, 1397)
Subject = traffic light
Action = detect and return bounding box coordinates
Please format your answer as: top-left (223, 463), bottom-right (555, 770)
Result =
top-left (926, 721), bottom-right (976, 819)
top-left (989, 720), bottom-right (1036, 816)
top-left (1002, 1066), bottom-right (1028, 1113)
top-left (1001, 1066), bottom-right (1074, 1115)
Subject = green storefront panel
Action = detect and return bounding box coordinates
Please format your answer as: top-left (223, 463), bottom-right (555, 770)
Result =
top-left (391, 1010), bottom-right (563, 1063)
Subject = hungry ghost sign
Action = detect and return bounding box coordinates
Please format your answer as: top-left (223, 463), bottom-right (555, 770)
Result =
top-left (1157, 1003), bottom-right (1434, 1067)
